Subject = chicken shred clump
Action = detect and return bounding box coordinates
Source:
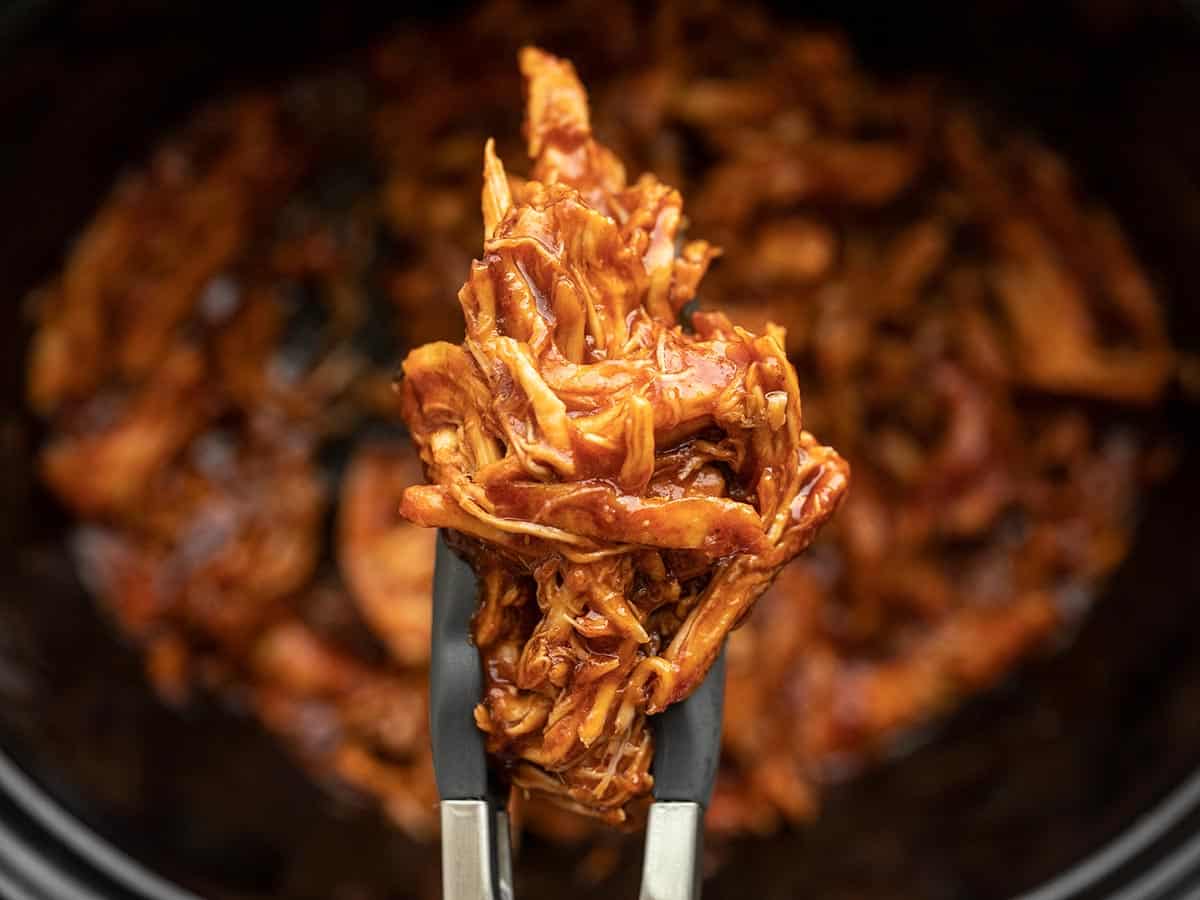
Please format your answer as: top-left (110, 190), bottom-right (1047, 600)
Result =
top-left (398, 48), bottom-right (849, 821)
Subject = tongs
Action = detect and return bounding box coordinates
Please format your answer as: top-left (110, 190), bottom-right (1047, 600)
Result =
top-left (430, 533), bottom-right (727, 900)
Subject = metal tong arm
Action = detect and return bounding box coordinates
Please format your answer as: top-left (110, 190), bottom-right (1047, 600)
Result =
top-left (431, 534), bottom-right (512, 900)
top-left (639, 646), bottom-right (726, 900)
top-left (439, 801), bottom-right (512, 900)
top-left (432, 533), bottom-right (727, 900)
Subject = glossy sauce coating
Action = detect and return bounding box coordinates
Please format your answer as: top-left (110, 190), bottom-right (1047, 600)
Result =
top-left (399, 48), bottom-right (848, 822)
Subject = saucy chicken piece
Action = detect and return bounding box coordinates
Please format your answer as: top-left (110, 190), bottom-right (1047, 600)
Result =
top-left (72, 432), bottom-right (325, 664)
top-left (26, 98), bottom-right (298, 416)
top-left (398, 48), bottom-right (849, 822)
top-left (943, 114), bottom-right (1173, 404)
top-left (251, 617), bottom-right (440, 838)
top-left (41, 343), bottom-right (215, 517)
top-left (338, 443), bottom-right (435, 666)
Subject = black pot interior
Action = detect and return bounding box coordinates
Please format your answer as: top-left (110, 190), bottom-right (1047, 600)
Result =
top-left (2, 2), bottom-right (1200, 899)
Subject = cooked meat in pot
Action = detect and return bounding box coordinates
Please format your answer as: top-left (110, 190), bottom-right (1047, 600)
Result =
top-left (25, 0), bottom-right (1174, 845)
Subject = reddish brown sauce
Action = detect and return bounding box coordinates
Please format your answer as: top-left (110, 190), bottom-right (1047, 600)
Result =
top-left (25, 0), bottom-right (1173, 844)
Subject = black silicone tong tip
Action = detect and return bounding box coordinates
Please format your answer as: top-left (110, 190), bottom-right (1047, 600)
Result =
top-left (430, 532), bottom-right (490, 802)
top-left (650, 646), bottom-right (727, 806)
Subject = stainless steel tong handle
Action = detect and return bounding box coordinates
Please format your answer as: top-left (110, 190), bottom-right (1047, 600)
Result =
top-left (638, 802), bottom-right (704, 900)
top-left (440, 801), bottom-right (513, 900)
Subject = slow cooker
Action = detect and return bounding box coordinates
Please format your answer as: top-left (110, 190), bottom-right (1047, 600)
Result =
top-left (2, 1), bottom-right (1200, 898)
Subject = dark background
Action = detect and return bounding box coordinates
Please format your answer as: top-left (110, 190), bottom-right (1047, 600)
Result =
top-left (1, 2), bottom-right (1200, 898)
